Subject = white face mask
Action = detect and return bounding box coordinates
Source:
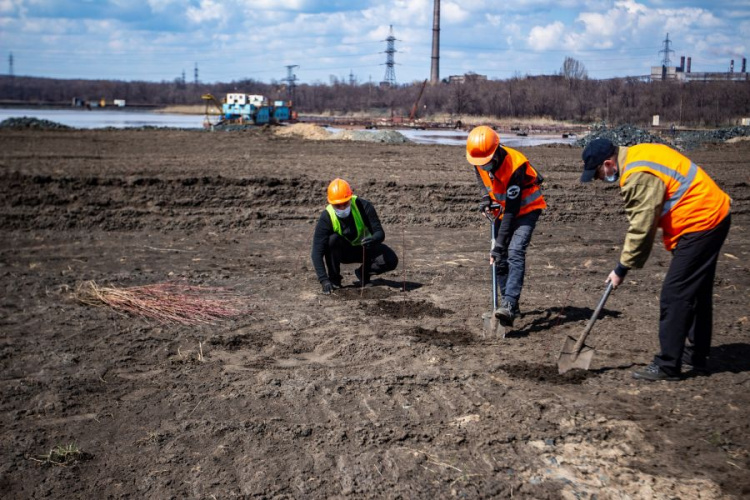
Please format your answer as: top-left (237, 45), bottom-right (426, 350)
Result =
top-left (604, 168), bottom-right (619, 183)
top-left (334, 206), bottom-right (351, 218)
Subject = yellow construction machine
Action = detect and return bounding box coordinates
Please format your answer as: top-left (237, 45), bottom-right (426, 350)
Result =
top-left (201, 93), bottom-right (225, 128)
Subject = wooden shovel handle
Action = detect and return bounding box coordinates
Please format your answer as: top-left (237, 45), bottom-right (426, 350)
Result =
top-left (572, 281), bottom-right (614, 354)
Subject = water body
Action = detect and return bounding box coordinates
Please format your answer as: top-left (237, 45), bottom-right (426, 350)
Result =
top-left (0, 108), bottom-right (578, 147)
top-left (394, 128), bottom-right (577, 147)
top-left (0, 107), bottom-right (202, 129)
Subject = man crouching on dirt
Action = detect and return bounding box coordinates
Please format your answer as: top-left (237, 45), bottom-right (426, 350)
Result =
top-left (466, 126), bottom-right (547, 326)
top-left (581, 138), bottom-right (731, 381)
top-left (311, 178), bottom-right (399, 294)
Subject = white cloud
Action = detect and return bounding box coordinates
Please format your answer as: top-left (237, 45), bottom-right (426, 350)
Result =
top-left (486, 14), bottom-right (501, 27)
top-left (524, 0), bottom-right (727, 54)
top-left (238, 0), bottom-right (313, 10)
top-left (443, 2), bottom-right (469, 24)
top-left (0, 0), bottom-right (25, 15)
top-left (186, 0), bottom-right (226, 24)
top-left (0, 0), bottom-right (743, 82)
top-left (527, 21), bottom-right (565, 50)
top-left (502, 22), bottom-right (523, 47)
top-left (146, 0), bottom-right (180, 12)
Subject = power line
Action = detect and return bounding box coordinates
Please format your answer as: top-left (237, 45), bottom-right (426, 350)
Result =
top-left (284, 65), bottom-right (298, 101)
top-left (382, 25), bottom-right (397, 86)
top-left (659, 33), bottom-right (675, 66)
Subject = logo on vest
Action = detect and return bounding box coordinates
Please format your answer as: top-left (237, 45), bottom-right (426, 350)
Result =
top-left (507, 185), bottom-right (521, 199)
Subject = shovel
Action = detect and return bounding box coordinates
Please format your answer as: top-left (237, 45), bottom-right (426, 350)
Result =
top-left (557, 281), bottom-right (614, 374)
top-left (482, 208), bottom-right (506, 338)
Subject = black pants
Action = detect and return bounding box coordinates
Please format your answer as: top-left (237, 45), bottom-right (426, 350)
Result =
top-left (655, 214), bottom-right (731, 374)
top-left (324, 234), bottom-right (398, 282)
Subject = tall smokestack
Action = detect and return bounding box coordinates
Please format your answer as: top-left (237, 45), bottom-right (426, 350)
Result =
top-left (743, 58), bottom-right (747, 73)
top-left (430, 0), bottom-right (440, 84)
top-left (680, 56), bottom-right (685, 71)
top-left (687, 57), bottom-right (692, 73)
top-left (730, 59), bottom-right (735, 73)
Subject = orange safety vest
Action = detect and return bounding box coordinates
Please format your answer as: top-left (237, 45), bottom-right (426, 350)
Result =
top-left (476, 146), bottom-right (546, 219)
top-left (619, 144), bottom-right (731, 251)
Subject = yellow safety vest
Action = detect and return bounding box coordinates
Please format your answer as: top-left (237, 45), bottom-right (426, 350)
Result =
top-left (326, 195), bottom-right (370, 246)
top-left (620, 144), bottom-right (731, 251)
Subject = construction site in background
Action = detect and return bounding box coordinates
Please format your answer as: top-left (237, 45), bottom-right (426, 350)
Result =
top-left (202, 92), bottom-right (297, 128)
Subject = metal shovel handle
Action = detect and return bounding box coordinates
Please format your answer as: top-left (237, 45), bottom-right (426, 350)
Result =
top-left (490, 218), bottom-right (498, 310)
top-left (571, 281), bottom-right (614, 354)
top-left (486, 202), bottom-right (502, 310)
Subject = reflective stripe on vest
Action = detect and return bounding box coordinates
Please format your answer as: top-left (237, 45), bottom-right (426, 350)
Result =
top-left (326, 195), bottom-right (369, 246)
top-left (492, 189), bottom-right (542, 208)
top-left (622, 160), bottom-right (698, 217)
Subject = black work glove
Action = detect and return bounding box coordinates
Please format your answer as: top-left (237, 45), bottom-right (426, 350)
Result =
top-left (491, 245), bottom-right (509, 274)
top-left (321, 280), bottom-right (334, 295)
top-left (478, 195), bottom-right (492, 214)
top-left (490, 245), bottom-right (507, 260)
top-left (360, 236), bottom-right (376, 249)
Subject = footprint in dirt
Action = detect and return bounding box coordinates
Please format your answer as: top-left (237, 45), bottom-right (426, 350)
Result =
top-left (403, 326), bottom-right (474, 347)
top-left (330, 287), bottom-right (393, 300)
top-left (498, 362), bottom-right (594, 385)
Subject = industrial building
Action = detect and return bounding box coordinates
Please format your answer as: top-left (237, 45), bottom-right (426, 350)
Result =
top-left (651, 56), bottom-right (748, 82)
top-left (447, 73), bottom-right (488, 84)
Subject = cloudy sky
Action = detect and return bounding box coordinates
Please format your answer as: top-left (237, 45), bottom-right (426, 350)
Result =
top-left (1, 0), bottom-right (748, 84)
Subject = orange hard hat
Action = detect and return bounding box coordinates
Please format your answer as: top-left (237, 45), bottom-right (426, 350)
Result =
top-left (466, 126), bottom-right (500, 166)
top-left (327, 178), bottom-right (353, 204)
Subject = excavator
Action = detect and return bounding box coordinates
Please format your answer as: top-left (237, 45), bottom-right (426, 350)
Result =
top-left (201, 93), bottom-right (226, 128)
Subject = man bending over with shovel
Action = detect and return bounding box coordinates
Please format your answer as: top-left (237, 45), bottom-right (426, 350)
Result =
top-left (466, 126), bottom-right (547, 326)
top-left (311, 178), bottom-right (398, 294)
top-left (581, 138), bottom-right (731, 381)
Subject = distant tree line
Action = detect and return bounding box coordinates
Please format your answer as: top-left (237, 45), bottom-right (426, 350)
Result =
top-left (1, 68), bottom-right (749, 127)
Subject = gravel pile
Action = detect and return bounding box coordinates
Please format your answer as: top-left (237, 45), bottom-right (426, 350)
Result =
top-left (577, 122), bottom-right (750, 151)
top-left (334, 129), bottom-right (410, 144)
top-left (673, 126), bottom-right (750, 150)
top-left (0, 116), bottom-right (72, 130)
top-left (575, 123), bottom-right (665, 148)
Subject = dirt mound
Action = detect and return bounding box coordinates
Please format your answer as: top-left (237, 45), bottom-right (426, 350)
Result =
top-left (274, 123), bottom-right (409, 143)
top-left (274, 122), bottom-right (333, 140)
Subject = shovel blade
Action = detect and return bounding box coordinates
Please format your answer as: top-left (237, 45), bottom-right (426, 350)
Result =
top-left (557, 335), bottom-right (595, 374)
top-left (482, 311), bottom-right (506, 338)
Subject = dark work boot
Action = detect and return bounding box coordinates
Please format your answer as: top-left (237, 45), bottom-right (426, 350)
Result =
top-left (682, 346), bottom-right (709, 375)
top-left (632, 363), bottom-right (681, 381)
top-left (354, 266), bottom-right (371, 287)
top-left (329, 275), bottom-right (342, 289)
top-left (494, 300), bottom-right (517, 326)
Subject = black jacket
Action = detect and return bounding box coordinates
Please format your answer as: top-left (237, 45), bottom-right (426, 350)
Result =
top-left (310, 197), bottom-right (385, 282)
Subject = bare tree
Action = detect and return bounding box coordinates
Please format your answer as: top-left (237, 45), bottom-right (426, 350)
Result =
top-left (2, 73), bottom-right (749, 127)
top-left (560, 57), bottom-right (588, 80)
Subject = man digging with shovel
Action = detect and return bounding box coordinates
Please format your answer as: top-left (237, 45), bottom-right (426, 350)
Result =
top-left (311, 178), bottom-right (398, 294)
top-left (581, 138), bottom-right (731, 381)
top-left (466, 126), bottom-right (547, 327)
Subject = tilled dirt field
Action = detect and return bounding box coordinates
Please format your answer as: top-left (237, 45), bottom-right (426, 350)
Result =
top-left (1, 127), bottom-right (749, 499)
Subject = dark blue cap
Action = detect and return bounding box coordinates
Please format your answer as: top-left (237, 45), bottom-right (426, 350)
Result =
top-left (581, 138), bottom-right (616, 182)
